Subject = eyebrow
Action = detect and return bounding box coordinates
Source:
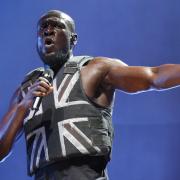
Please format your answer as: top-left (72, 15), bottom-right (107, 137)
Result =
top-left (38, 17), bottom-right (67, 26)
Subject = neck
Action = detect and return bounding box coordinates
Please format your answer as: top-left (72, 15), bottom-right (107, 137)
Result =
top-left (51, 52), bottom-right (74, 75)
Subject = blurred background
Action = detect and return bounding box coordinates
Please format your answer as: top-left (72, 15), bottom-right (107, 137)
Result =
top-left (0, 0), bottom-right (180, 179)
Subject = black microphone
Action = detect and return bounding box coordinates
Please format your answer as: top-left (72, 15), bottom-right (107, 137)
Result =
top-left (32, 66), bottom-right (54, 111)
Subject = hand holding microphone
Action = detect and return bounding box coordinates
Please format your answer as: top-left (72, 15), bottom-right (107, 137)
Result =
top-left (32, 67), bottom-right (54, 110)
top-left (20, 66), bottom-right (54, 112)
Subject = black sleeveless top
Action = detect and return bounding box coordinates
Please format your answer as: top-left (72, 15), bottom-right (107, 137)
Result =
top-left (21, 56), bottom-right (114, 176)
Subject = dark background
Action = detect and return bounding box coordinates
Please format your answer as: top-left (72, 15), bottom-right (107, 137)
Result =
top-left (0, 0), bottom-right (180, 180)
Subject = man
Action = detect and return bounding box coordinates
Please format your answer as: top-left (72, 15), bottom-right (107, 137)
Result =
top-left (0, 10), bottom-right (180, 180)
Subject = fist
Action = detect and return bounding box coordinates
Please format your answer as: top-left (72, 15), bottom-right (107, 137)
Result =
top-left (29, 77), bottom-right (53, 97)
top-left (21, 77), bottom-right (53, 108)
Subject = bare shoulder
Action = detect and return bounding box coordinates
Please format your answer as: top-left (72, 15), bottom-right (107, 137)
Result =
top-left (80, 56), bottom-right (129, 94)
top-left (90, 56), bottom-right (127, 66)
top-left (80, 57), bottom-right (123, 105)
top-left (85, 57), bottom-right (128, 76)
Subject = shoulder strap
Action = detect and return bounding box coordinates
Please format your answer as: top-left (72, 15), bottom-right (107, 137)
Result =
top-left (64, 56), bottom-right (93, 74)
top-left (71, 56), bottom-right (93, 67)
top-left (21, 67), bottom-right (44, 85)
top-left (21, 67), bottom-right (44, 93)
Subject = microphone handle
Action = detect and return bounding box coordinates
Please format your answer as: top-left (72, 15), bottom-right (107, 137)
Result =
top-left (32, 96), bottom-right (42, 110)
top-left (31, 66), bottom-right (54, 111)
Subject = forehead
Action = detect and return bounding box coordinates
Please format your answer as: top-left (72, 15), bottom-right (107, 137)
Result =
top-left (38, 14), bottom-right (66, 26)
top-left (38, 12), bottom-right (72, 26)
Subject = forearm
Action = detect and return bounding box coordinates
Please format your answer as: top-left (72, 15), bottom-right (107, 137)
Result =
top-left (0, 73), bottom-right (53, 160)
top-left (152, 64), bottom-right (180, 90)
top-left (0, 103), bottom-right (28, 160)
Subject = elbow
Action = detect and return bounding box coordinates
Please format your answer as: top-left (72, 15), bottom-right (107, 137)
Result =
top-left (151, 77), bottom-right (165, 91)
top-left (0, 140), bottom-right (11, 161)
top-left (0, 153), bottom-right (8, 162)
top-left (148, 70), bottom-right (163, 90)
top-left (0, 151), bottom-right (12, 162)
top-left (150, 66), bottom-right (170, 91)
top-left (151, 82), bottom-right (162, 90)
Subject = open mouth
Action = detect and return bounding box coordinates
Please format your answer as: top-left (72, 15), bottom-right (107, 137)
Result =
top-left (45, 38), bottom-right (54, 46)
top-left (43, 38), bottom-right (56, 54)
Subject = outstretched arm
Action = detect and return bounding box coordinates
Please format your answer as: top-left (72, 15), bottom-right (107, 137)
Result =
top-left (96, 57), bottom-right (180, 93)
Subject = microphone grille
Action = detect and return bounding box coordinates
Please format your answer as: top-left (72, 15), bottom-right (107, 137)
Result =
top-left (43, 67), bottom-right (54, 83)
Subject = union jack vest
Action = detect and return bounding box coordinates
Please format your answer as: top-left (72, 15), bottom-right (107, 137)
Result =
top-left (21, 56), bottom-right (114, 176)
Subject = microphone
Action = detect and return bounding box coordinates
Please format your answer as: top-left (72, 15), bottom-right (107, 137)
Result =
top-left (32, 66), bottom-right (54, 111)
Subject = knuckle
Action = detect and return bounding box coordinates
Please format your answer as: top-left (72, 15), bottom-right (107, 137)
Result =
top-left (32, 92), bottom-right (37, 96)
top-left (39, 81), bottom-right (44, 85)
top-left (41, 92), bottom-right (45, 96)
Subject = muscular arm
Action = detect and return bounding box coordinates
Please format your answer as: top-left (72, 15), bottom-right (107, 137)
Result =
top-left (0, 88), bottom-right (27, 160)
top-left (0, 78), bottom-right (53, 161)
top-left (95, 57), bottom-right (180, 93)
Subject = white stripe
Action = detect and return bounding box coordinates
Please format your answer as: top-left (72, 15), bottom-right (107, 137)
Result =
top-left (27, 131), bottom-right (40, 173)
top-left (54, 71), bottom-right (89, 108)
top-left (58, 118), bottom-right (101, 157)
top-left (58, 121), bottom-right (66, 157)
top-left (69, 121), bottom-right (101, 153)
top-left (58, 101), bottom-right (89, 108)
top-left (54, 74), bottom-right (70, 96)
top-left (60, 71), bottom-right (79, 104)
top-left (24, 103), bottom-right (43, 124)
top-left (35, 129), bottom-right (49, 168)
top-left (26, 127), bottom-right (49, 173)
top-left (64, 127), bottom-right (89, 154)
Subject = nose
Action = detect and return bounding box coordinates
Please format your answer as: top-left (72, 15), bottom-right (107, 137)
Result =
top-left (44, 26), bottom-right (55, 36)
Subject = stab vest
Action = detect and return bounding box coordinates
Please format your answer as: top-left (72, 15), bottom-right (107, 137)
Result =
top-left (21, 56), bottom-right (114, 176)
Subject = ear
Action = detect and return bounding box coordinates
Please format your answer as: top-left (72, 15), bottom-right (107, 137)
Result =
top-left (70, 33), bottom-right (78, 46)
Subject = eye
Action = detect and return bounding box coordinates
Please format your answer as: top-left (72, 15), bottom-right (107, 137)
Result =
top-left (54, 22), bottom-right (65, 29)
top-left (38, 19), bottom-right (66, 33)
top-left (39, 22), bottom-right (49, 31)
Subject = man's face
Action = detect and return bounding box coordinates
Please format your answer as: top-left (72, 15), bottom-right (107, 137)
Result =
top-left (37, 13), bottom-right (72, 68)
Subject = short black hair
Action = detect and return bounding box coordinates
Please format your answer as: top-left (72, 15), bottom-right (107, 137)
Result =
top-left (39, 10), bottom-right (75, 33)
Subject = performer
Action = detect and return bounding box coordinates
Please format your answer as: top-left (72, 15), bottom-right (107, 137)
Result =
top-left (0, 10), bottom-right (180, 180)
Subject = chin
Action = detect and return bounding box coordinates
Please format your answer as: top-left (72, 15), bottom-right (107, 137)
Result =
top-left (41, 53), bottom-right (67, 70)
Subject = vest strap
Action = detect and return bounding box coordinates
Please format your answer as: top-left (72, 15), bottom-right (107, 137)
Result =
top-left (92, 134), bottom-right (111, 147)
top-left (64, 62), bottom-right (78, 74)
top-left (64, 56), bottom-right (93, 74)
top-left (89, 118), bottom-right (108, 130)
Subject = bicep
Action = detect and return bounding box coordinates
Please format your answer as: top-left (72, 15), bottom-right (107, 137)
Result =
top-left (106, 62), bottom-right (157, 93)
top-left (0, 87), bottom-right (22, 129)
top-left (0, 87), bottom-right (24, 142)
